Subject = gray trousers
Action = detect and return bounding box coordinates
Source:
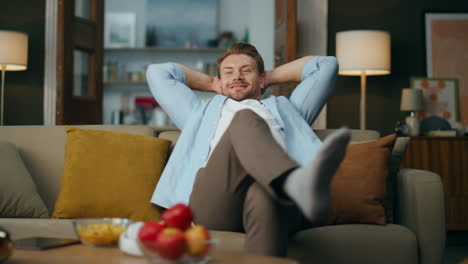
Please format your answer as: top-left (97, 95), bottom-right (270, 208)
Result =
top-left (188, 109), bottom-right (306, 257)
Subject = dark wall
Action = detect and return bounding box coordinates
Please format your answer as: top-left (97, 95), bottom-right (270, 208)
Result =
top-left (0, 1), bottom-right (45, 125)
top-left (327, 0), bottom-right (468, 135)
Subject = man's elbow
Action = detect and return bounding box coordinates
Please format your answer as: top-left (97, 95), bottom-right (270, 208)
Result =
top-left (146, 63), bottom-right (173, 81)
top-left (321, 56), bottom-right (338, 74)
top-left (302, 56), bottom-right (338, 80)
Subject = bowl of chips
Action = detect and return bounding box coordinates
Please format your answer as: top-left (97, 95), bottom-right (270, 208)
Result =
top-left (73, 218), bottom-right (132, 247)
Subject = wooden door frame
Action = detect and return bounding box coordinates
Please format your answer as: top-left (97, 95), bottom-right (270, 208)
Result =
top-left (44, 0), bottom-right (58, 125)
top-left (44, 0), bottom-right (103, 125)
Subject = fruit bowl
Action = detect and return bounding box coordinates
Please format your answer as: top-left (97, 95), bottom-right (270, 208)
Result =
top-left (137, 237), bottom-right (217, 264)
top-left (134, 204), bottom-right (217, 264)
top-left (73, 218), bottom-right (132, 247)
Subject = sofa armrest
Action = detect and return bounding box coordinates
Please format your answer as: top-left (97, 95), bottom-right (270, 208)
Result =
top-left (395, 168), bottom-right (446, 264)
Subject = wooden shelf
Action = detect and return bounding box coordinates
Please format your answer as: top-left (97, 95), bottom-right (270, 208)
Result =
top-left (104, 80), bottom-right (147, 85)
top-left (105, 47), bottom-right (225, 52)
top-left (409, 136), bottom-right (468, 140)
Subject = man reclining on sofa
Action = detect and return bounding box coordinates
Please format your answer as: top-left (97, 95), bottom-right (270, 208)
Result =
top-left (146, 42), bottom-right (350, 257)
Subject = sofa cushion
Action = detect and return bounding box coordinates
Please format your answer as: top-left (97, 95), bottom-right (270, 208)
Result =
top-left (52, 127), bottom-right (171, 221)
top-left (157, 131), bottom-right (180, 154)
top-left (0, 141), bottom-right (49, 218)
top-left (323, 134), bottom-right (397, 225)
top-left (288, 224), bottom-right (417, 264)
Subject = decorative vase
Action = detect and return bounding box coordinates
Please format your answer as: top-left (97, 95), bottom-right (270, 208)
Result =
top-left (405, 112), bottom-right (420, 136)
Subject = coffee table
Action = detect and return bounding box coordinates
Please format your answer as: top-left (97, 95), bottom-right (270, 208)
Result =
top-left (10, 244), bottom-right (298, 264)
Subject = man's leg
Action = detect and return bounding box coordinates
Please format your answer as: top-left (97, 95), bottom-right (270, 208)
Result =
top-left (284, 128), bottom-right (350, 221)
top-left (188, 109), bottom-right (301, 256)
top-left (243, 183), bottom-right (304, 256)
top-left (188, 109), bottom-right (350, 256)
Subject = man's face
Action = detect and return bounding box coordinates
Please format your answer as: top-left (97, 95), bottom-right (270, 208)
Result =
top-left (218, 54), bottom-right (265, 101)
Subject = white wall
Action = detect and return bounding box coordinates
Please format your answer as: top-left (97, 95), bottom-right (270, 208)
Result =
top-left (248, 0), bottom-right (275, 70)
top-left (297, 0), bottom-right (328, 56)
top-left (218, 0), bottom-right (274, 70)
top-left (298, 0), bottom-right (329, 129)
top-left (218, 0), bottom-right (249, 43)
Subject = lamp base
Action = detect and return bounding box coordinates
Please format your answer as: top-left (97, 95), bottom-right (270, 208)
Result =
top-left (1, 65), bottom-right (5, 125)
top-left (405, 112), bottom-right (420, 136)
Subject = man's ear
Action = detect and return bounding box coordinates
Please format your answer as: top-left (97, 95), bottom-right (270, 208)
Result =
top-left (259, 72), bottom-right (267, 94)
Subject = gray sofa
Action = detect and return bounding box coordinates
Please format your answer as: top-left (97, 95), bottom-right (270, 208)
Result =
top-left (0, 125), bottom-right (445, 264)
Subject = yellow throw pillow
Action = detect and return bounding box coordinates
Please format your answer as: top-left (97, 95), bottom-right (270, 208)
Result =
top-left (52, 126), bottom-right (171, 221)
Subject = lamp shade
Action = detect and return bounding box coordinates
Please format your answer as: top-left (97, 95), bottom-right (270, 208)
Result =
top-left (336, 30), bottom-right (390, 76)
top-left (401, 88), bottom-right (423, 112)
top-left (0, 30), bottom-right (28, 71)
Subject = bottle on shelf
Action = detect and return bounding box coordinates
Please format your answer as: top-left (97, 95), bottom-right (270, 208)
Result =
top-left (145, 25), bottom-right (157, 47)
top-left (242, 28), bottom-right (250, 43)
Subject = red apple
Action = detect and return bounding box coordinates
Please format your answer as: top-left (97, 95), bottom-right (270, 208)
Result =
top-left (162, 203), bottom-right (193, 230)
top-left (138, 221), bottom-right (167, 251)
top-left (155, 228), bottom-right (187, 260)
top-left (184, 225), bottom-right (211, 257)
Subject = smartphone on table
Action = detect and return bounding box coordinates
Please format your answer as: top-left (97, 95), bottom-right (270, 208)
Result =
top-left (14, 237), bottom-right (80, 250)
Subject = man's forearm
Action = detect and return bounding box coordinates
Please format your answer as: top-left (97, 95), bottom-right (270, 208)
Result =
top-left (266, 56), bottom-right (313, 85)
top-left (177, 64), bottom-right (216, 93)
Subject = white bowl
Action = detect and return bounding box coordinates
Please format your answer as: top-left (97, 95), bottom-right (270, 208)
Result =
top-left (119, 222), bottom-right (144, 256)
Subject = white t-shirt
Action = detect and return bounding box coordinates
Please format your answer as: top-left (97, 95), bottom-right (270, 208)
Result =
top-left (205, 99), bottom-right (286, 164)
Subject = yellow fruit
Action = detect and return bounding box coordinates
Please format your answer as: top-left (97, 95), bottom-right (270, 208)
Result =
top-left (184, 225), bottom-right (211, 257)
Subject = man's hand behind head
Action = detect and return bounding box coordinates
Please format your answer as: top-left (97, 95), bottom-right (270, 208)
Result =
top-left (262, 70), bottom-right (272, 93)
top-left (211, 77), bottom-right (222, 95)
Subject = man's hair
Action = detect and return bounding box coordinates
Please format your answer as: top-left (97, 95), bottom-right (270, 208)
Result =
top-left (216, 42), bottom-right (265, 76)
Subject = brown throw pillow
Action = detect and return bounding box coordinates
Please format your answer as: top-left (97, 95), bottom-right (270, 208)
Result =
top-left (322, 134), bottom-right (397, 225)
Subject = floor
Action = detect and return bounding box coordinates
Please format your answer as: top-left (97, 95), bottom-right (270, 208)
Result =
top-left (444, 231), bottom-right (468, 264)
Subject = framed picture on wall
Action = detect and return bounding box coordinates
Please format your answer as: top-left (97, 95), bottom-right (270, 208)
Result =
top-left (411, 77), bottom-right (459, 123)
top-left (104, 12), bottom-right (136, 48)
top-left (425, 12), bottom-right (468, 125)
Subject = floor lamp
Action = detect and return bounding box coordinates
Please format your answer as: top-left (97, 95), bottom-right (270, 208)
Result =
top-left (0, 30), bottom-right (28, 125)
top-left (336, 30), bottom-right (391, 130)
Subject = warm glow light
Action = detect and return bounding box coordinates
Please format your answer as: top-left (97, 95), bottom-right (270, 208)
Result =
top-left (0, 30), bottom-right (28, 125)
top-left (336, 30), bottom-right (390, 76)
top-left (0, 30), bottom-right (28, 71)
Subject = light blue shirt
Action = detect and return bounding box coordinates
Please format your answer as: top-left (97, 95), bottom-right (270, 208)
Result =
top-left (147, 56), bottom-right (338, 208)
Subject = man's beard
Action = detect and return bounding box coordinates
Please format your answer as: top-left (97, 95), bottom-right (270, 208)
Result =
top-left (224, 83), bottom-right (260, 101)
